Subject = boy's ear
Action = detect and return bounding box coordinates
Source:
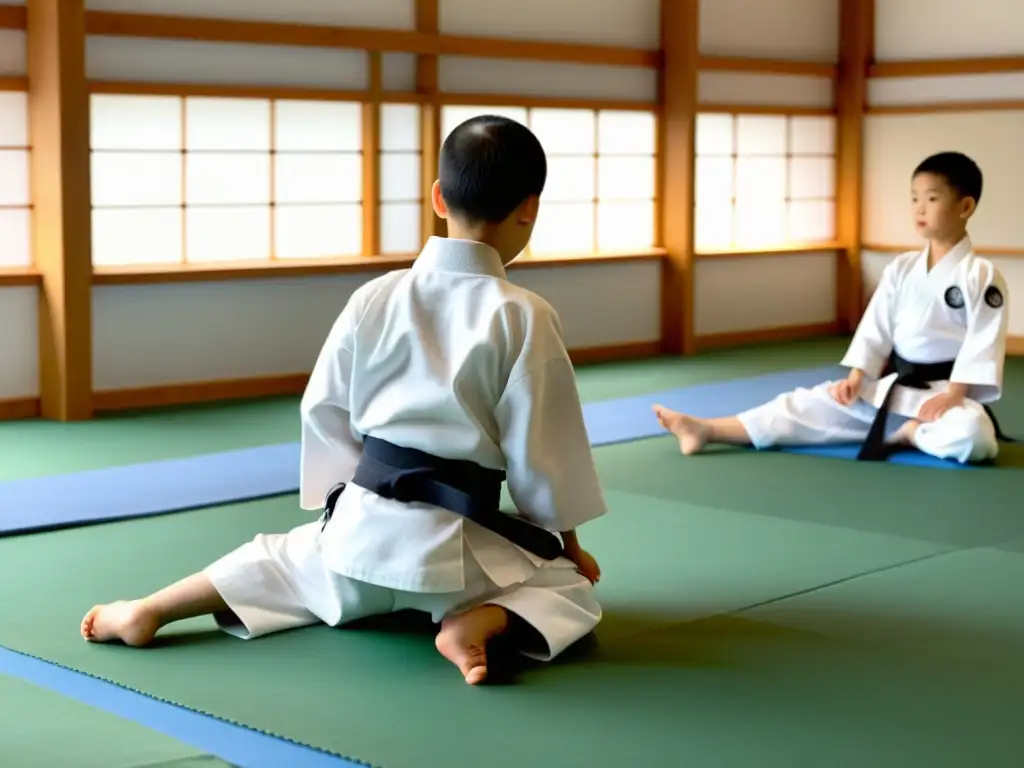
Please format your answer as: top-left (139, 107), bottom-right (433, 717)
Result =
top-left (959, 195), bottom-right (977, 220)
top-left (431, 180), bottom-right (448, 219)
top-left (516, 195), bottom-right (540, 225)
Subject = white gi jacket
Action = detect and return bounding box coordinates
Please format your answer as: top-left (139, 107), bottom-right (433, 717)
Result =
top-left (298, 237), bottom-right (608, 594)
top-left (842, 236), bottom-right (1010, 418)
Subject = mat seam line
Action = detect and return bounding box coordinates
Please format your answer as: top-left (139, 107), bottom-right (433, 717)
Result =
top-left (0, 645), bottom-right (381, 768)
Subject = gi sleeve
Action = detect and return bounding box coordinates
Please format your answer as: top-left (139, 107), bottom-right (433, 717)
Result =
top-left (298, 297), bottom-right (365, 511)
top-left (495, 355), bottom-right (608, 533)
top-left (950, 260), bottom-right (1009, 403)
top-left (840, 257), bottom-right (901, 377)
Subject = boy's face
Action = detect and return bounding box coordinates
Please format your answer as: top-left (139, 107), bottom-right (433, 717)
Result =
top-left (911, 172), bottom-right (974, 240)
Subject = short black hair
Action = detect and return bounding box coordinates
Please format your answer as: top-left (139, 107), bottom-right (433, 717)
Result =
top-left (913, 151), bottom-right (983, 204)
top-left (438, 115), bottom-right (547, 223)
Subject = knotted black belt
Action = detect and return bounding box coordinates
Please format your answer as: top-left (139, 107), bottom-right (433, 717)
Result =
top-left (857, 351), bottom-right (1016, 461)
top-left (320, 435), bottom-right (564, 560)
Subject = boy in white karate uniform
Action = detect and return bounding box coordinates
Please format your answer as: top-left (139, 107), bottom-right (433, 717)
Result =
top-left (655, 151), bottom-right (1010, 465)
top-left (81, 115), bottom-right (608, 685)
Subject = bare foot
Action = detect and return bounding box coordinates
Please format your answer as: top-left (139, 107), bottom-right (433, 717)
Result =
top-left (81, 600), bottom-right (161, 647)
top-left (888, 419), bottom-right (920, 449)
top-left (653, 405), bottom-right (710, 455)
top-left (435, 605), bottom-right (509, 685)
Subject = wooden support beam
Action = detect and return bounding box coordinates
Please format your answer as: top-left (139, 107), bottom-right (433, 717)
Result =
top-left (362, 53), bottom-right (382, 256)
top-left (27, 0), bottom-right (93, 421)
top-left (658, 0), bottom-right (699, 355)
top-left (416, 0), bottom-right (445, 242)
top-left (834, 0), bottom-right (874, 332)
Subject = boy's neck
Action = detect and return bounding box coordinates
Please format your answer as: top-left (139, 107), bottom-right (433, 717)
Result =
top-left (928, 230), bottom-right (967, 266)
top-left (445, 224), bottom-right (511, 264)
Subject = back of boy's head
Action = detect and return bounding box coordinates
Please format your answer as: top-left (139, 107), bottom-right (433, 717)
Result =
top-left (439, 115), bottom-right (547, 223)
top-left (913, 151), bottom-right (983, 205)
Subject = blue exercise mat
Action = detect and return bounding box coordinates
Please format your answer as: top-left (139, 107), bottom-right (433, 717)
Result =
top-left (0, 364), bottom-right (968, 537)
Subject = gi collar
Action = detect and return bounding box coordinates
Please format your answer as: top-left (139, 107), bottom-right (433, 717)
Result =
top-left (412, 237), bottom-right (509, 280)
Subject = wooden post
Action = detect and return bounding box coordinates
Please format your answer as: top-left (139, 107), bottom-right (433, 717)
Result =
top-left (27, 0), bottom-right (93, 420)
top-left (416, 0), bottom-right (445, 241)
top-left (362, 52), bottom-right (382, 256)
top-left (835, 0), bottom-right (874, 332)
top-left (658, 0), bottom-right (699, 355)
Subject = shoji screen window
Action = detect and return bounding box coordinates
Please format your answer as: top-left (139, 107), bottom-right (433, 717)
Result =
top-left (596, 110), bottom-right (656, 252)
top-left (379, 103), bottom-right (422, 254)
top-left (694, 113), bottom-right (836, 251)
top-left (0, 91), bottom-right (30, 268)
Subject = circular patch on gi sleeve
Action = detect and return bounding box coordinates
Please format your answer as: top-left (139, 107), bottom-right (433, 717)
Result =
top-left (985, 285), bottom-right (1004, 309)
top-left (944, 286), bottom-right (965, 309)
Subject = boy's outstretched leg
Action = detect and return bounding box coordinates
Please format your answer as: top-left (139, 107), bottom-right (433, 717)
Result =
top-left (82, 572), bottom-right (230, 647)
top-left (435, 604), bottom-right (510, 685)
top-left (652, 405), bottom-right (752, 455)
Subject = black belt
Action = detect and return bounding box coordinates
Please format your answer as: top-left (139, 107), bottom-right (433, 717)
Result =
top-left (320, 436), bottom-right (564, 560)
top-left (857, 351), bottom-right (1016, 461)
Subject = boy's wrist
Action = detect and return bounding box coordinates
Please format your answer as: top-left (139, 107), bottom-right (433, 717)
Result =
top-left (848, 368), bottom-right (865, 385)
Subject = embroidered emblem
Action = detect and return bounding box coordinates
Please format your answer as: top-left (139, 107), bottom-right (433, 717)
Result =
top-left (944, 286), bottom-right (965, 309)
top-left (985, 285), bottom-right (1004, 309)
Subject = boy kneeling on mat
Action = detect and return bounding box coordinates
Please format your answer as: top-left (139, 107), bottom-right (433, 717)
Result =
top-left (655, 151), bottom-right (1012, 464)
top-left (82, 116), bottom-right (606, 685)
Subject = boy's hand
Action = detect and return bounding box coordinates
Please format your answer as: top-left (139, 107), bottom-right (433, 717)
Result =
top-left (830, 375), bottom-right (862, 406)
top-left (566, 547), bottom-right (601, 584)
top-left (918, 391), bottom-right (964, 422)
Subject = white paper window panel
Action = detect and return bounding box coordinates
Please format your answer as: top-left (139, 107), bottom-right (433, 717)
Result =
top-left (186, 98), bottom-right (271, 151)
top-left (734, 199), bottom-right (788, 248)
top-left (274, 153), bottom-right (363, 204)
top-left (379, 152), bottom-right (421, 202)
top-left (382, 53), bottom-right (417, 92)
top-left (441, 106), bottom-right (529, 141)
top-left (92, 207), bottom-right (183, 266)
top-left (381, 104), bottom-right (421, 152)
top-left (185, 154), bottom-right (271, 205)
top-left (735, 157), bottom-right (786, 203)
top-left (868, 73), bottom-right (1024, 107)
top-left (274, 101), bottom-right (362, 151)
top-left (695, 157), bottom-right (734, 205)
top-left (699, 72), bottom-right (835, 108)
top-left (544, 157), bottom-right (596, 202)
top-left (694, 203), bottom-right (734, 251)
top-left (531, 202), bottom-right (595, 254)
top-left (696, 113), bottom-right (734, 156)
top-left (699, 0), bottom-right (839, 61)
top-left (598, 111), bottom-right (657, 155)
top-left (439, 56), bottom-right (658, 102)
top-left (736, 115), bottom-right (788, 155)
top-left (440, 0), bottom-right (660, 48)
top-left (788, 156), bottom-right (834, 200)
top-left (380, 202), bottom-right (422, 254)
top-left (0, 91), bottom-right (28, 147)
top-left (91, 95), bottom-right (182, 150)
top-left (874, 0), bottom-right (1024, 61)
top-left (0, 208), bottom-right (31, 267)
top-left (788, 200), bottom-right (835, 242)
top-left (597, 156), bottom-right (655, 201)
top-left (87, 36), bottom-right (368, 90)
top-left (790, 115), bottom-right (835, 155)
top-left (91, 152), bottom-right (181, 207)
top-left (274, 204), bottom-right (362, 259)
top-left (0, 149), bottom-right (29, 205)
top-left (0, 31), bottom-right (26, 77)
top-left (529, 109), bottom-right (596, 155)
top-left (597, 200), bottom-right (655, 250)
top-left (186, 206), bottom-right (271, 262)
top-left (85, 0), bottom-right (416, 29)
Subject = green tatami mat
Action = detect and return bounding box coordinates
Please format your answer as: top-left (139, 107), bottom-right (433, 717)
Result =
top-left (0, 673), bottom-right (230, 768)
top-left (594, 435), bottom-right (1024, 547)
top-left (0, 338), bottom-right (849, 482)
top-left (727, 546), bottom-right (1024, 766)
top-left (0, 486), bottom-right (951, 768)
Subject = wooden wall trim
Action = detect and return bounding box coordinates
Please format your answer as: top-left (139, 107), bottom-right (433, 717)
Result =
top-left (0, 76), bottom-right (29, 92)
top-left (870, 56), bottom-right (1024, 78)
top-left (0, 269), bottom-right (42, 287)
top-left (834, 0), bottom-right (873, 336)
top-left (867, 101), bottom-right (1024, 115)
top-left (697, 103), bottom-right (835, 115)
top-left (699, 56), bottom-right (837, 78)
top-left (694, 244), bottom-right (841, 260)
top-left (863, 243), bottom-right (1024, 257)
top-left (658, 0), bottom-right (699, 356)
top-left (694, 321), bottom-right (843, 352)
top-left (28, 0), bottom-right (93, 421)
top-left (0, 397), bottom-right (41, 420)
top-left (0, 4), bottom-right (26, 29)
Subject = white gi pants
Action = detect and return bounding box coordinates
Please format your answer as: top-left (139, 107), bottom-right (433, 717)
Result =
top-left (203, 521), bottom-right (601, 662)
top-left (737, 381), bottom-right (999, 464)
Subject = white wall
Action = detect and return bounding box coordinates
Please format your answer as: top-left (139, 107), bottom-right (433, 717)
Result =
top-left (863, 0), bottom-right (1024, 340)
top-left (699, 0), bottom-right (839, 61)
top-left (0, 287), bottom-right (38, 401)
